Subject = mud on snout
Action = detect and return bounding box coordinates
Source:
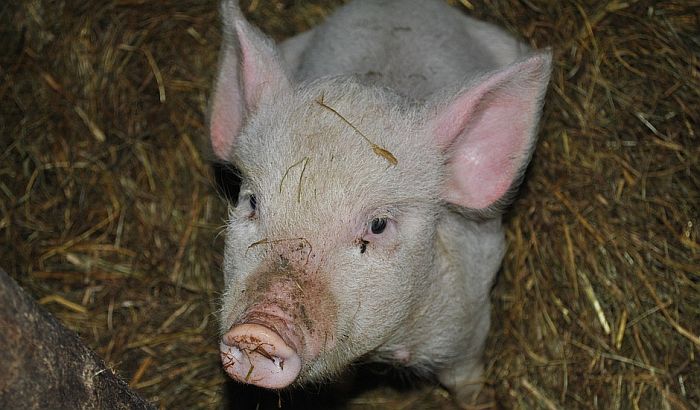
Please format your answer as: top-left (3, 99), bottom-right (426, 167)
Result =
top-left (220, 258), bottom-right (338, 389)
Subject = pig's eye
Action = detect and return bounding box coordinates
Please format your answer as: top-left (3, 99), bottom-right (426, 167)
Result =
top-left (370, 217), bottom-right (387, 234)
top-left (249, 194), bottom-right (257, 211)
top-left (244, 194), bottom-right (257, 218)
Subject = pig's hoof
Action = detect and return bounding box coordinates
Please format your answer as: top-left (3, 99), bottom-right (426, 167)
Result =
top-left (220, 323), bottom-right (301, 389)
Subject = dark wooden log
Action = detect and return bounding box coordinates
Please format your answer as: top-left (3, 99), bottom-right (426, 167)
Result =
top-left (0, 268), bottom-right (154, 409)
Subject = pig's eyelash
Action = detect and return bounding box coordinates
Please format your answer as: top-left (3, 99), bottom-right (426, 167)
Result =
top-left (246, 193), bottom-right (258, 218)
top-left (367, 207), bottom-right (398, 225)
top-left (226, 205), bottom-right (236, 221)
top-left (235, 189), bottom-right (258, 219)
top-left (249, 194), bottom-right (257, 211)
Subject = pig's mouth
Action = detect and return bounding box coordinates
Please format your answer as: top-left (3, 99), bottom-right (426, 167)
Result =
top-left (220, 309), bottom-right (304, 389)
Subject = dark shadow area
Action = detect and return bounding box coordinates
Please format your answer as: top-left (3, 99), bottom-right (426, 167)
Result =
top-left (221, 363), bottom-right (442, 409)
top-left (212, 162), bottom-right (242, 205)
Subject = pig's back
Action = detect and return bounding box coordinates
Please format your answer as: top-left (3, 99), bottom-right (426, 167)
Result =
top-left (280, 0), bottom-right (529, 100)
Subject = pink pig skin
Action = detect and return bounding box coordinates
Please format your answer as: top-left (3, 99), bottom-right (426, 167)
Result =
top-left (210, 0), bottom-right (551, 403)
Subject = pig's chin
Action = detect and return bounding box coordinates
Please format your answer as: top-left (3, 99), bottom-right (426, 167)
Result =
top-left (220, 308), bottom-right (310, 389)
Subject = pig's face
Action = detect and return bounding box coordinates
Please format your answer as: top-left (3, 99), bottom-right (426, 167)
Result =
top-left (219, 80), bottom-right (444, 385)
top-left (211, 3), bottom-right (550, 391)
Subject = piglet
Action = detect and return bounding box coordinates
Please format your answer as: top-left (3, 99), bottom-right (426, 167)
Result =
top-left (210, 0), bottom-right (551, 403)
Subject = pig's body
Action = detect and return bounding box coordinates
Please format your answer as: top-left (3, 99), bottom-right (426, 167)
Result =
top-left (280, 0), bottom-right (527, 99)
top-left (211, 0), bottom-right (551, 404)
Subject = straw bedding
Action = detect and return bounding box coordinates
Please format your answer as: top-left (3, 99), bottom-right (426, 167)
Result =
top-left (1, 0), bottom-right (697, 408)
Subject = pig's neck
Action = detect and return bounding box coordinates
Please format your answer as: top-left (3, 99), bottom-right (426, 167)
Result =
top-left (379, 210), bottom-right (505, 371)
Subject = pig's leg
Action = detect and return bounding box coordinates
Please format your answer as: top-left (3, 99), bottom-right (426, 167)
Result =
top-left (437, 307), bottom-right (491, 405)
top-left (438, 359), bottom-right (485, 405)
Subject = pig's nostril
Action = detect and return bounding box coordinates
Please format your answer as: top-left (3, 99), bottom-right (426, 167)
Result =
top-left (220, 323), bottom-right (301, 389)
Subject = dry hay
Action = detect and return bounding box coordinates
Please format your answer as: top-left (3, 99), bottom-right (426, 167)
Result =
top-left (1, 0), bottom-right (698, 408)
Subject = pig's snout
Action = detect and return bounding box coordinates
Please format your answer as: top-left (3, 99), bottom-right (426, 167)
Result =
top-left (220, 323), bottom-right (301, 389)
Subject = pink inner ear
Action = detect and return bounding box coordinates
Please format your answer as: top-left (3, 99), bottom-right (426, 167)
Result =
top-left (210, 18), bottom-right (290, 162)
top-left (237, 23), bottom-right (263, 107)
top-left (211, 50), bottom-right (244, 161)
top-left (236, 21), bottom-right (287, 109)
top-left (442, 96), bottom-right (530, 209)
top-left (432, 53), bottom-right (549, 210)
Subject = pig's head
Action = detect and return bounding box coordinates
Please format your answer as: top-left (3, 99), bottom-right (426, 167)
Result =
top-left (210, 3), bottom-right (551, 390)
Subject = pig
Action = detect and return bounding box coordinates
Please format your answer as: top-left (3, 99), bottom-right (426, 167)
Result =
top-left (210, 0), bottom-right (551, 404)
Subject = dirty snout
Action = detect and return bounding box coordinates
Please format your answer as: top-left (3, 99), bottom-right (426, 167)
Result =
top-left (220, 240), bottom-right (336, 389)
top-left (220, 310), bottom-right (302, 388)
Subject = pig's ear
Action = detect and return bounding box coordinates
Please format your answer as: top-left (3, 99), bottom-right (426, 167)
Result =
top-left (210, 1), bottom-right (292, 161)
top-left (431, 51), bottom-right (552, 212)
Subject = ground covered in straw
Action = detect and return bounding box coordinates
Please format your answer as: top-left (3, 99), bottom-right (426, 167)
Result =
top-left (1, 0), bottom-right (698, 408)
